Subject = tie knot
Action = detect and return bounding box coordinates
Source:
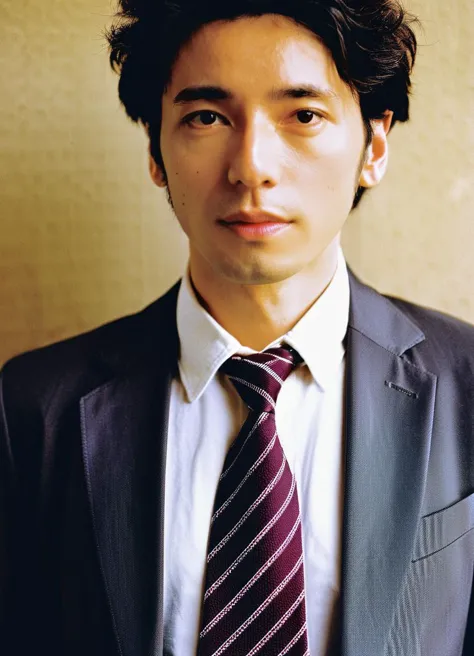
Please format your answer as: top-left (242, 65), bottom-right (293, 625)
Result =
top-left (221, 346), bottom-right (301, 413)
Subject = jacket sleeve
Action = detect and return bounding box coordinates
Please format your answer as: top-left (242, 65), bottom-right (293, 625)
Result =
top-left (463, 568), bottom-right (474, 654)
top-left (0, 368), bottom-right (15, 650)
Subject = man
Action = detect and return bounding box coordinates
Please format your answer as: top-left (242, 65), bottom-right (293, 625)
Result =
top-left (1, 1), bottom-right (474, 655)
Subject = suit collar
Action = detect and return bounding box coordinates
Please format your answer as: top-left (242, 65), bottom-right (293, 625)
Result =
top-left (94, 281), bottom-right (181, 378)
top-left (347, 267), bottom-right (425, 355)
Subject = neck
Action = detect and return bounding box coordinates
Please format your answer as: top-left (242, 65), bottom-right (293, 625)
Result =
top-left (189, 241), bottom-right (340, 351)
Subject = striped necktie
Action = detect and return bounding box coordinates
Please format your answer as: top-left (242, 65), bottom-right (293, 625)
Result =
top-left (197, 346), bottom-right (309, 656)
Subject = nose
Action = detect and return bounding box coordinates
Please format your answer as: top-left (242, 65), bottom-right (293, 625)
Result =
top-left (227, 116), bottom-right (280, 189)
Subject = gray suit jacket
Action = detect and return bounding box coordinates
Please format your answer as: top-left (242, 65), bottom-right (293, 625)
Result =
top-left (1, 269), bottom-right (474, 656)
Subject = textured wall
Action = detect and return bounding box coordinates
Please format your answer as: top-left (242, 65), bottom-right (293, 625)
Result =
top-left (342, 0), bottom-right (474, 319)
top-left (1, 0), bottom-right (473, 365)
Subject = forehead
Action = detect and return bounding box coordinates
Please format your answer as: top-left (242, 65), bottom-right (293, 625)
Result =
top-left (166, 13), bottom-right (354, 105)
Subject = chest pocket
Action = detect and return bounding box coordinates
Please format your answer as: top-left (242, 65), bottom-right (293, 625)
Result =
top-left (412, 491), bottom-right (474, 562)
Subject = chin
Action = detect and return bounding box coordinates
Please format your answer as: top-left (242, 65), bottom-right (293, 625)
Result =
top-left (217, 257), bottom-right (302, 286)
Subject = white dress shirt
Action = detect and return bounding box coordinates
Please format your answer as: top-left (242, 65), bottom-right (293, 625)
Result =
top-left (163, 247), bottom-right (350, 655)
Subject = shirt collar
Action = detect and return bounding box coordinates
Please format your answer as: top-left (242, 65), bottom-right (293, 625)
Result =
top-left (176, 247), bottom-right (350, 402)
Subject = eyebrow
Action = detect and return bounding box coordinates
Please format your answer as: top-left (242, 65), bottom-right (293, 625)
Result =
top-left (172, 84), bottom-right (340, 105)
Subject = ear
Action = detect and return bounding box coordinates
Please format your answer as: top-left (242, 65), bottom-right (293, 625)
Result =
top-left (149, 152), bottom-right (167, 188)
top-left (359, 111), bottom-right (394, 188)
top-left (144, 124), bottom-right (167, 188)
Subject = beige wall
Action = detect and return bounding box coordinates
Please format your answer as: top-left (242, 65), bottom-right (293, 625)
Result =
top-left (342, 0), bottom-right (474, 320)
top-left (1, 0), bottom-right (473, 366)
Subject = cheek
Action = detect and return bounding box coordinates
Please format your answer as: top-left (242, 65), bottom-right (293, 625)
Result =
top-left (289, 154), bottom-right (361, 236)
top-left (167, 143), bottom-right (219, 188)
top-left (292, 156), bottom-right (354, 208)
top-left (305, 146), bottom-right (362, 204)
top-left (310, 121), bottom-right (364, 183)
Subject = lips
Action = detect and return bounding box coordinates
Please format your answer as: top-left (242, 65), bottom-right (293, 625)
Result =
top-left (220, 210), bottom-right (288, 225)
top-left (218, 210), bottom-right (291, 240)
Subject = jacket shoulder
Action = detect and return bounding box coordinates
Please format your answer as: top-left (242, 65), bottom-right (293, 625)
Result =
top-left (1, 281), bottom-right (181, 412)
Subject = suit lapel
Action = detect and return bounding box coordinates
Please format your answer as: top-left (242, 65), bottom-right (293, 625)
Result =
top-left (340, 273), bottom-right (437, 655)
top-left (80, 284), bottom-right (180, 656)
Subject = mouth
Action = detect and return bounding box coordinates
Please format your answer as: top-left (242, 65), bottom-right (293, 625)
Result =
top-left (220, 210), bottom-right (289, 225)
top-left (219, 221), bottom-right (291, 240)
top-left (218, 210), bottom-right (292, 240)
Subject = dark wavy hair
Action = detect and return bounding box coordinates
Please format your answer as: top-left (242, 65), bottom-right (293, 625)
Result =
top-left (105, 0), bottom-right (419, 209)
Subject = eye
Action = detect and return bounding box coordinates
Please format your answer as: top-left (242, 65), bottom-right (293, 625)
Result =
top-left (294, 110), bottom-right (324, 125)
top-left (181, 110), bottom-right (227, 128)
top-left (180, 109), bottom-right (325, 129)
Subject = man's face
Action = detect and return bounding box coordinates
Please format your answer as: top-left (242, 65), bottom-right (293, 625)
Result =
top-left (153, 14), bottom-right (385, 286)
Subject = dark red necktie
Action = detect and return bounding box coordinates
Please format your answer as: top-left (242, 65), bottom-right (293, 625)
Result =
top-left (197, 347), bottom-right (309, 656)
